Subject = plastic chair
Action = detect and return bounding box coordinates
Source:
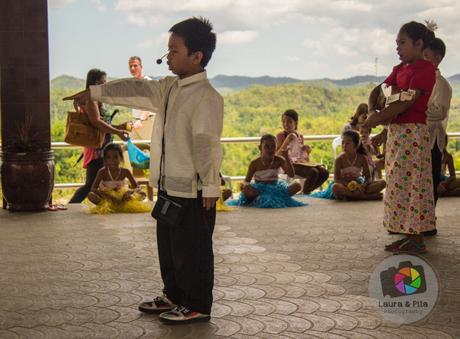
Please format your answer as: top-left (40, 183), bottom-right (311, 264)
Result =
top-left (332, 136), bottom-right (342, 159)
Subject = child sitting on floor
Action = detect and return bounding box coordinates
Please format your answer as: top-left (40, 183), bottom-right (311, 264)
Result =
top-left (88, 143), bottom-right (150, 214)
top-left (276, 109), bottom-right (329, 194)
top-left (228, 134), bottom-right (305, 208)
top-left (359, 125), bottom-right (385, 179)
top-left (438, 138), bottom-right (460, 197)
top-left (332, 130), bottom-right (386, 200)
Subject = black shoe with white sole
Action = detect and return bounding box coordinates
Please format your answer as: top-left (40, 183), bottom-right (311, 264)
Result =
top-left (159, 306), bottom-right (210, 325)
top-left (138, 295), bottom-right (175, 314)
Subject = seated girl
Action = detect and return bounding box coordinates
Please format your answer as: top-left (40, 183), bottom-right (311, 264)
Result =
top-left (342, 103), bottom-right (368, 133)
top-left (227, 134), bottom-right (305, 208)
top-left (332, 130), bottom-right (386, 200)
top-left (359, 125), bottom-right (385, 179)
top-left (438, 141), bottom-right (460, 197)
top-left (276, 109), bottom-right (329, 194)
top-left (88, 143), bottom-right (151, 214)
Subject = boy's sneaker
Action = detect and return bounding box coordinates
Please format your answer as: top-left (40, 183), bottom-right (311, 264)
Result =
top-left (138, 295), bottom-right (175, 314)
top-left (159, 306), bottom-right (210, 325)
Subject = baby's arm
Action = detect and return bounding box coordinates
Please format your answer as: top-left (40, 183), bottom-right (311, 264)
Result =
top-left (124, 169), bottom-right (139, 189)
top-left (122, 169), bottom-right (146, 200)
top-left (279, 154), bottom-right (295, 178)
top-left (276, 133), bottom-right (296, 153)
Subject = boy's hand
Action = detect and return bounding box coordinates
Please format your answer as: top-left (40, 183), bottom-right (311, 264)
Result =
top-left (63, 89), bottom-right (90, 108)
top-left (203, 197), bottom-right (218, 210)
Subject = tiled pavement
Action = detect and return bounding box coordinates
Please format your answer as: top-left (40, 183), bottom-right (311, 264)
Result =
top-left (0, 197), bottom-right (459, 338)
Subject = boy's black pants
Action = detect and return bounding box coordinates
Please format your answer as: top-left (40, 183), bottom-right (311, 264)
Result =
top-left (156, 191), bottom-right (216, 314)
top-left (431, 141), bottom-right (442, 206)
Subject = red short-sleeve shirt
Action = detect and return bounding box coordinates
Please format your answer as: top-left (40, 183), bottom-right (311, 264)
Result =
top-left (384, 59), bottom-right (436, 124)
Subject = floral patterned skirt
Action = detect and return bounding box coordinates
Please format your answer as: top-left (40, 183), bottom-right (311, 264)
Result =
top-left (383, 123), bottom-right (436, 234)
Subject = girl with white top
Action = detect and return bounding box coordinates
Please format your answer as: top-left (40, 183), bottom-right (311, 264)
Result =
top-left (332, 130), bottom-right (386, 200)
top-left (228, 134), bottom-right (305, 208)
top-left (88, 143), bottom-right (149, 213)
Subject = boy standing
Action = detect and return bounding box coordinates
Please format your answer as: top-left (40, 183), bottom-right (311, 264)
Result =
top-left (65, 17), bottom-right (223, 324)
top-left (423, 37), bottom-right (452, 235)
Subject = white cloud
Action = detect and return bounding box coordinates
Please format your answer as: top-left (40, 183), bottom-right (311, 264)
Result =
top-left (90, 0), bottom-right (107, 11)
top-left (48, 0), bottom-right (75, 9)
top-left (286, 56), bottom-right (300, 62)
top-left (127, 13), bottom-right (147, 27)
top-left (219, 30), bottom-right (259, 44)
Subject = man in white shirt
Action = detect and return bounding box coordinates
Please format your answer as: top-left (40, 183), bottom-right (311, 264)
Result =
top-left (423, 37), bottom-right (452, 235)
top-left (128, 56), bottom-right (155, 139)
top-left (65, 17), bottom-right (223, 324)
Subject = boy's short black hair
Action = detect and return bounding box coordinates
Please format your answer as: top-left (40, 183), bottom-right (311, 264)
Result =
top-left (282, 109), bottom-right (299, 123)
top-left (260, 134), bottom-right (276, 146)
top-left (169, 17), bottom-right (216, 67)
top-left (103, 143), bottom-right (123, 159)
top-left (426, 37), bottom-right (446, 60)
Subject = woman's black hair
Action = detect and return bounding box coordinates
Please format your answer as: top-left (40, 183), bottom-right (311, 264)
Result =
top-left (85, 68), bottom-right (106, 89)
top-left (103, 143), bottom-right (123, 160)
top-left (169, 17), bottom-right (216, 68)
top-left (342, 130), bottom-right (367, 156)
top-left (260, 134), bottom-right (276, 146)
top-left (399, 21), bottom-right (436, 49)
top-left (282, 109), bottom-right (299, 123)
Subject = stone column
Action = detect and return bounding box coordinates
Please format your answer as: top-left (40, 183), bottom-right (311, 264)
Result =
top-left (0, 0), bottom-right (55, 211)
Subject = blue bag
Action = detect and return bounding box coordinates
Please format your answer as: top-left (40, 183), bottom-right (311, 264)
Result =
top-left (127, 138), bottom-right (150, 170)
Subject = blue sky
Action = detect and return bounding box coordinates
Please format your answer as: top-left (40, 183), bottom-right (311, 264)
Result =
top-left (49, 0), bottom-right (460, 80)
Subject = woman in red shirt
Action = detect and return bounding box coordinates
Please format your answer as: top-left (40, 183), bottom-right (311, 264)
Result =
top-left (364, 21), bottom-right (437, 254)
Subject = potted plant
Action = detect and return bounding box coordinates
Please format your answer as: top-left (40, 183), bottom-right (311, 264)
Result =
top-left (1, 114), bottom-right (55, 211)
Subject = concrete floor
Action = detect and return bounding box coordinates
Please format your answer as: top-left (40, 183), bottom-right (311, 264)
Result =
top-left (0, 196), bottom-right (459, 338)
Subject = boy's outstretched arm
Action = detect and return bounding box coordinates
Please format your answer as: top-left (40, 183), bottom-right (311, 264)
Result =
top-left (192, 92), bottom-right (224, 209)
top-left (64, 77), bottom-right (176, 112)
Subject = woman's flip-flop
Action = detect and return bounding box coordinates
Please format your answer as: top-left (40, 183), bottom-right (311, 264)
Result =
top-left (57, 204), bottom-right (68, 210)
top-left (389, 239), bottom-right (427, 254)
top-left (384, 238), bottom-right (406, 251)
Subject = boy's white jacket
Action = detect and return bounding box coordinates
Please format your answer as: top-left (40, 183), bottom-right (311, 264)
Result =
top-left (90, 71), bottom-right (223, 198)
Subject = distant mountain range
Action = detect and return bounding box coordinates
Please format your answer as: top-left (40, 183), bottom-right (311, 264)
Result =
top-left (51, 73), bottom-right (460, 91)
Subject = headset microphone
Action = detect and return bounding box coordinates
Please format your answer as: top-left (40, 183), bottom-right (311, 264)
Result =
top-left (156, 52), bottom-right (168, 64)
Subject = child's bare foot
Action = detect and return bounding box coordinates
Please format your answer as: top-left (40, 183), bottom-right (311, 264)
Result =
top-left (222, 189), bottom-right (232, 201)
top-left (88, 192), bottom-right (102, 205)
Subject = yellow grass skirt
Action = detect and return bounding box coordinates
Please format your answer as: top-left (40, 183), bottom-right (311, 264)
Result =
top-left (88, 187), bottom-right (152, 214)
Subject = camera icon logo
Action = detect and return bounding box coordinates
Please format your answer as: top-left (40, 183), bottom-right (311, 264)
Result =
top-left (380, 261), bottom-right (426, 298)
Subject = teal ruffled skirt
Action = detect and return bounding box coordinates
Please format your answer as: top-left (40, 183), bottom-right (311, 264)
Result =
top-left (227, 181), bottom-right (306, 208)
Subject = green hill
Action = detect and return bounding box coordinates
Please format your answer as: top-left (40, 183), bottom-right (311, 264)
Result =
top-left (51, 75), bottom-right (85, 89)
